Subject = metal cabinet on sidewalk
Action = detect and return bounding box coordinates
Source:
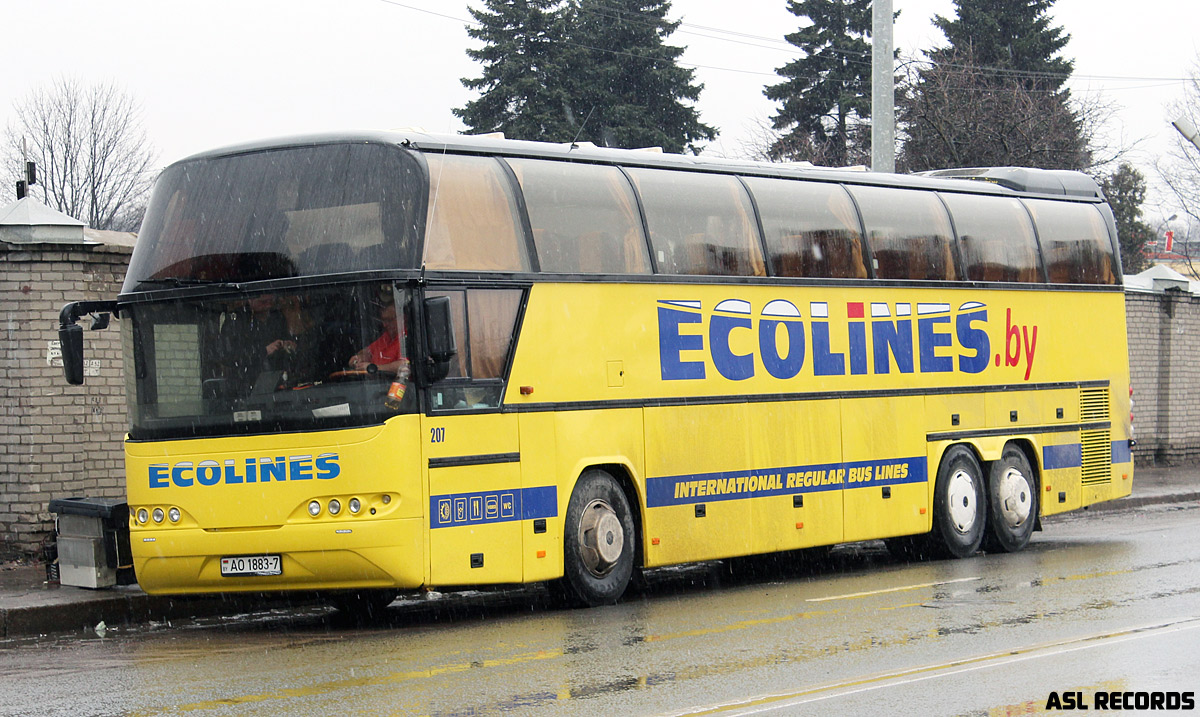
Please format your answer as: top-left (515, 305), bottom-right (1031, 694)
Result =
top-left (48, 497), bottom-right (134, 589)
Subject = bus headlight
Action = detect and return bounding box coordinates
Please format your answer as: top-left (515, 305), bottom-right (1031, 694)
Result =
top-left (152, 508), bottom-right (164, 523)
top-left (328, 499), bottom-right (341, 516)
top-left (137, 508), bottom-right (149, 524)
top-left (308, 500), bottom-right (321, 517)
top-left (349, 498), bottom-right (361, 514)
top-left (168, 507), bottom-right (181, 523)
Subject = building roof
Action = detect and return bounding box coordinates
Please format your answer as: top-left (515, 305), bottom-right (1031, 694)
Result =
top-left (0, 197), bottom-right (85, 245)
top-left (1125, 264), bottom-right (1200, 294)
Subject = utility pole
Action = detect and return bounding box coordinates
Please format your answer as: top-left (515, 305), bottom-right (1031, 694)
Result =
top-left (871, 0), bottom-right (895, 173)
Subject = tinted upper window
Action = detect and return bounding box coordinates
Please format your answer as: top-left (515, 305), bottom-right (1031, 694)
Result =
top-left (423, 154), bottom-right (529, 272)
top-left (1024, 199), bottom-right (1117, 284)
top-left (744, 177), bottom-right (867, 279)
top-left (941, 193), bottom-right (1043, 283)
top-left (848, 185), bottom-right (958, 281)
top-left (126, 144), bottom-right (420, 292)
top-left (626, 168), bottom-right (765, 276)
top-left (506, 159), bottom-right (651, 274)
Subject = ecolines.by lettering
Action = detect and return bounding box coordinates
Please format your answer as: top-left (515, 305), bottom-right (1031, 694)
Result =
top-left (148, 453), bottom-right (340, 488)
top-left (658, 299), bottom-right (1039, 382)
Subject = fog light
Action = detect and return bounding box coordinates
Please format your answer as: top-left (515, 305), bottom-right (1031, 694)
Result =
top-left (168, 507), bottom-right (180, 523)
top-left (308, 500), bottom-right (321, 516)
top-left (328, 499), bottom-right (341, 516)
top-left (381, 494), bottom-right (391, 504)
top-left (152, 508), bottom-right (164, 523)
top-left (137, 508), bottom-right (149, 524)
top-left (349, 498), bottom-right (361, 514)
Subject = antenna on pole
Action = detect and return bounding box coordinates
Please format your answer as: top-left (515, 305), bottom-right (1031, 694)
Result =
top-left (15, 138), bottom-right (36, 200)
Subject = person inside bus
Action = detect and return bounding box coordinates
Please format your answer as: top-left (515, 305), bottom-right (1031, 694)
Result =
top-left (219, 293), bottom-right (318, 391)
top-left (347, 290), bottom-right (411, 380)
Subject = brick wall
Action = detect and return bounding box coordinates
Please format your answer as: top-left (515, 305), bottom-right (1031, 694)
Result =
top-left (1126, 290), bottom-right (1200, 466)
top-left (0, 242), bottom-right (130, 556)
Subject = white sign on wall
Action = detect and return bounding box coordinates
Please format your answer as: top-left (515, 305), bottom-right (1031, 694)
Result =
top-left (46, 340), bottom-right (100, 376)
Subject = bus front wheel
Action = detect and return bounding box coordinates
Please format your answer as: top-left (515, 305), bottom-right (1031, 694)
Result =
top-left (557, 469), bottom-right (635, 607)
top-left (932, 446), bottom-right (986, 558)
top-left (983, 445), bottom-right (1038, 553)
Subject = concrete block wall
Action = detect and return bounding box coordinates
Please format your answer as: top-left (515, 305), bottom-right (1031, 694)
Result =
top-left (0, 242), bottom-right (131, 556)
top-left (1126, 291), bottom-right (1200, 466)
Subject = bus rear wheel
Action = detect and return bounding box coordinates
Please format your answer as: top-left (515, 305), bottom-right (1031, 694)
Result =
top-left (932, 446), bottom-right (986, 559)
top-left (983, 445), bottom-right (1038, 553)
top-left (556, 469), bottom-right (635, 607)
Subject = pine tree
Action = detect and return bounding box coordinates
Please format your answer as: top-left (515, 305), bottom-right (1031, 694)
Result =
top-left (1101, 163), bottom-right (1154, 274)
top-left (930, 0), bottom-right (1072, 91)
top-left (764, 0), bottom-right (874, 166)
top-left (571, 0), bottom-right (715, 154)
top-left (455, 0), bottom-right (577, 141)
top-left (898, 0), bottom-right (1091, 172)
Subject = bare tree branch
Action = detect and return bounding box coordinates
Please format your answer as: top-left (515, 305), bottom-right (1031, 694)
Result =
top-left (4, 77), bottom-right (156, 231)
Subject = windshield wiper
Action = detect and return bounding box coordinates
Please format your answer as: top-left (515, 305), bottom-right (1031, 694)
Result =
top-left (136, 277), bottom-right (243, 290)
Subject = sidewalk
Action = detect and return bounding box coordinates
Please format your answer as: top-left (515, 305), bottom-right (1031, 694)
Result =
top-left (3, 466), bottom-right (1198, 639)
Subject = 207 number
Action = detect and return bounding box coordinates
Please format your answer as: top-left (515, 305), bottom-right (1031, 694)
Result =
top-left (430, 427), bottom-right (446, 443)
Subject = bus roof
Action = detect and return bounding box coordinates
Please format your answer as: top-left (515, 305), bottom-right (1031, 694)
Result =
top-left (175, 129), bottom-right (1106, 203)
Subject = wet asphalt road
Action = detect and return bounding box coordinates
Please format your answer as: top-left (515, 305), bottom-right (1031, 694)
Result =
top-left (3, 502), bottom-right (1199, 717)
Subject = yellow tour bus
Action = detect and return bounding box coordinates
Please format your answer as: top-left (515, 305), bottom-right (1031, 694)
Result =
top-left (59, 131), bottom-right (1133, 610)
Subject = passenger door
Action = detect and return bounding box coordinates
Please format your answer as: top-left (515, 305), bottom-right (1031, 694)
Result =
top-left (423, 287), bottom-right (527, 587)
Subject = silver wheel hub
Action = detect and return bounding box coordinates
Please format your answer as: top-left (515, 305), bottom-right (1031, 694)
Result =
top-left (996, 467), bottom-right (1032, 528)
top-left (579, 499), bottom-right (624, 577)
top-left (947, 469), bottom-right (978, 534)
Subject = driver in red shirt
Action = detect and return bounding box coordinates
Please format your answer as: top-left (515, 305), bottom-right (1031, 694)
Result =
top-left (347, 295), bottom-right (410, 379)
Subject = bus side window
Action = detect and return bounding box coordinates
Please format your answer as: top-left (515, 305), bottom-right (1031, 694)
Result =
top-left (743, 177), bottom-right (868, 279)
top-left (625, 168), bottom-right (766, 277)
top-left (506, 158), bottom-right (651, 275)
top-left (1024, 199), bottom-right (1117, 285)
top-left (848, 185), bottom-right (958, 281)
top-left (424, 288), bottom-right (522, 410)
top-left (941, 193), bottom-right (1043, 283)
top-left (423, 155), bottom-right (530, 272)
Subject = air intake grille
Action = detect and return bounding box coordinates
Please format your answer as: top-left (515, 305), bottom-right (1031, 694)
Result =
top-left (1080, 388), bottom-right (1111, 486)
top-left (1080, 387), bottom-right (1109, 422)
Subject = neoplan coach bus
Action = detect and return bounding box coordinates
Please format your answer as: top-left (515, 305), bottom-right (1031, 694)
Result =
top-left (59, 130), bottom-right (1133, 609)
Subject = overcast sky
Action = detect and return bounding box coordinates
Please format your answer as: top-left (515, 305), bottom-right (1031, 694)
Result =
top-left (4, 0), bottom-right (1199, 218)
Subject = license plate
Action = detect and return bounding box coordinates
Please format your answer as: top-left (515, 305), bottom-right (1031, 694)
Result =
top-left (220, 555), bottom-right (282, 577)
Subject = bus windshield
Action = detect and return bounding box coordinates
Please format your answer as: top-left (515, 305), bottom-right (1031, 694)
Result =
top-left (124, 143), bottom-right (422, 291)
top-left (123, 282), bottom-right (415, 440)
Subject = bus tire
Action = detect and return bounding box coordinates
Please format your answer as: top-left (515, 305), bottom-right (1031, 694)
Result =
top-left (983, 444), bottom-right (1038, 553)
top-left (932, 446), bottom-right (986, 559)
top-left (557, 469), bottom-right (635, 607)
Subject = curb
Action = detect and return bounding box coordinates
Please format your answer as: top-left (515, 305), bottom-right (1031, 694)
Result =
top-left (1077, 491), bottom-right (1200, 514)
top-left (1, 590), bottom-right (324, 640)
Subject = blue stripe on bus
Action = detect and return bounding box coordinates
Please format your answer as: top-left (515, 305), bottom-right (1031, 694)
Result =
top-left (1042, 443), bottom-right (1082, 470)
top-left (1111, 439), bottom-right (1132, 464)
top-left (431, 486), bottom-right (558, 529)
top-left (646, 457), bottom-right (927, 508)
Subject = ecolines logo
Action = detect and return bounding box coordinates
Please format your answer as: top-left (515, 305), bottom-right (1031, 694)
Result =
top-left (658, 298), bottom-right (1038, 382)
top-left (148, 453), bottom-right (341, 488)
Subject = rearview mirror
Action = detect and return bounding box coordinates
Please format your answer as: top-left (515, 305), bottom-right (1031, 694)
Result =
top-left (423, 295), bottom-right (457, 383)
